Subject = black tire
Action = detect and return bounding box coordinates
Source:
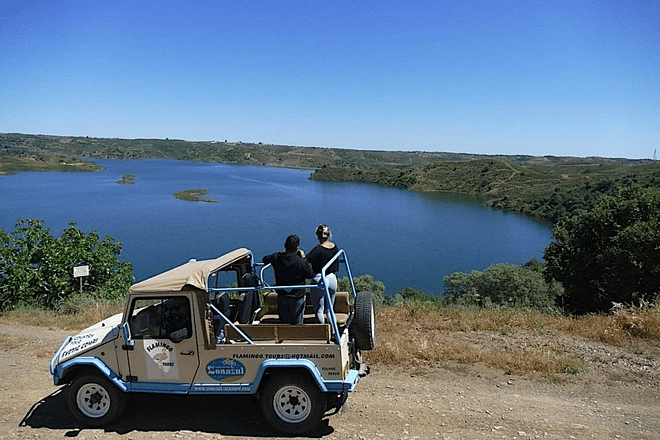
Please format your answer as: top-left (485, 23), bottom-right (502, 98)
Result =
top-left (353, 291), bottom-right (377, 350)
top-left (260, 371), bottom-right (326, 435)
top-left (67, 372), bottom-right (127, 427)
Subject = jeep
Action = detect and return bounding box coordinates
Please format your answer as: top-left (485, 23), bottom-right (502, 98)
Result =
top-left (50, 248), bottom-right (376, 434)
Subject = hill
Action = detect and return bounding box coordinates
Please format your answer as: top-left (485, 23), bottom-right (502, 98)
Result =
top-left (3, 133), bottom-right (660, 222)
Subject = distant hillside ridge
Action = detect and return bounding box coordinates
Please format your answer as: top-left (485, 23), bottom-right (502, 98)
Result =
top-left (3, 133), bottom-right (659, 222)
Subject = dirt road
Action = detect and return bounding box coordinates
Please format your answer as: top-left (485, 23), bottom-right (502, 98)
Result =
top-left (1, 322), bottom-right (659, 439)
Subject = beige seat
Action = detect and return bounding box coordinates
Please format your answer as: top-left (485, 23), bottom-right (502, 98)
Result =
top-left (224, 323), bottom-right (331, 342)
top-left (258, 291), bottom-right (351, 326)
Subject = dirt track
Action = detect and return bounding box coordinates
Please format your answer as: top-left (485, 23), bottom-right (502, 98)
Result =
top-left (1, 322), bottom-right (659, 440)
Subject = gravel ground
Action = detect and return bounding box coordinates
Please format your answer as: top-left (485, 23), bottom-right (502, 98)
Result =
top-left (1, 321), bottom-right (659, 440)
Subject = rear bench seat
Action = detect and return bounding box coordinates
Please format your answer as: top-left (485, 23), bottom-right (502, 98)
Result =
top-left (224, 323), bottom-right (331, 342)
top-left (257, 291), bottom-right (351, 326)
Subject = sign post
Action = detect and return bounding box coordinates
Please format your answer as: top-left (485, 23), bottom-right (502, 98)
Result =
top-left (73, 265), bottom-right (90, 293)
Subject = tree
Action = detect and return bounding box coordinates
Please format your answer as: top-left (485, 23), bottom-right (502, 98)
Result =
top-left (0, 219), bottom-right (133, 311)
top-left (391, 287), bottom-right (440, 306)
top-left (443, 261), bottom-right (562, 312)
top-left (544, 186), bottom-right (660, 313)
top-left (338, 274), bottom-right (386, 307)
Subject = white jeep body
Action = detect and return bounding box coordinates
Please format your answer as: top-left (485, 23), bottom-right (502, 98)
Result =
top-left (51, 248), bottom-right (375, 434)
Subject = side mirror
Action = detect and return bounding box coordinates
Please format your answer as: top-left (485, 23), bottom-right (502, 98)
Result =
top-left (122, 322), bottom-right (134, 350)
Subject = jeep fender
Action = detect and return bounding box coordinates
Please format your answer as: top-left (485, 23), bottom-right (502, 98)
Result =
top-left (52, 356), bottom-right (127, 392)
top-left (253, 359), bottom-right (360, 394)
top-left (252, 359), bottom-right (327, 393)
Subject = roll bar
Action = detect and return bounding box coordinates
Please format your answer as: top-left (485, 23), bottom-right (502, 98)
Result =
top-left (208, 249), bottom-right (356, 345)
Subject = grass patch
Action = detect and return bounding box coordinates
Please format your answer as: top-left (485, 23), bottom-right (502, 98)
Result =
top-left (367, 304), bottom-right (660, 376)
top-left (173, 188), bottom-right (218, 203)
top-left (4, 298), bottom-right (659, 378)
top-left (0, 298), bottom-right (125, 331)
top-left (560, 355), bottom-right (589, 374)
top-left (0, 154), bottom-right (102, 173)
top-left (116, 174), bottom-right (136, 184)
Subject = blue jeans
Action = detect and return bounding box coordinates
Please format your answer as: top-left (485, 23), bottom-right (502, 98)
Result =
top-left (312, 273), bottom-right (337, 324)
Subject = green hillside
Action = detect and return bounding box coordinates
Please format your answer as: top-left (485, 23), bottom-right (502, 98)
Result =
top-left (3, 133), bottom-right (659, 222)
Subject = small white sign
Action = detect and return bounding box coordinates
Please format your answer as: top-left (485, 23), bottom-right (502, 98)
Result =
top-left (73, 265), bottom-right (90, 278)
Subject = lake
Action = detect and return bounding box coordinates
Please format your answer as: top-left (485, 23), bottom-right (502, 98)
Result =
top-left (0, 159), bottom-right (552, 296)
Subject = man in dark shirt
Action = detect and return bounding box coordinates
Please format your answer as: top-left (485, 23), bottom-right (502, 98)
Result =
top-left (262, 235), bottom-right (314, 324)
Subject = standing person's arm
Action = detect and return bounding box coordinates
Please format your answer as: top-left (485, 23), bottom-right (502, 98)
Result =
top-left (306, 246), bottom-right (319, 273)
top-left (301, 258), bottom-right (315, 279)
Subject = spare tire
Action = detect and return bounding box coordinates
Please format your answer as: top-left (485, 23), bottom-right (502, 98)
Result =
top-left (353, 291), bottom-right (376, 350)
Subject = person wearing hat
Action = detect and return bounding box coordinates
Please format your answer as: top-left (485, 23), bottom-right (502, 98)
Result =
top-left (306, 224), bottom-right (340, 324)
top-left (262, 234), bottom-right (315, 324)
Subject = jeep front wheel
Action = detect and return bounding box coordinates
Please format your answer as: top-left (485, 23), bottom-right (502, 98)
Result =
top-left (260, 372), bottom-right (326, 435)
top-left (67, 372), bottom-right (127, 427)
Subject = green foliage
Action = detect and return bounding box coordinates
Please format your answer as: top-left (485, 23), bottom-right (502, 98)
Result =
top-left (390, 287), bottom-right (442, 307)
top-left (443, 261), bottom-right (563, 313)
top-left (116, 174), bottom-right (136, 184)
top-left (0, 219), bottom-right (133, 311)
top-left (396, 287), bottom-right (429, 302)
top-left (544, 186), bottom-right (660, 314)
top-left (173, 188), bottom-right (218, 203)
top-left (561, 356), bottom-right (589, 374)
top-left (338, 274), bottom-right (386, 307)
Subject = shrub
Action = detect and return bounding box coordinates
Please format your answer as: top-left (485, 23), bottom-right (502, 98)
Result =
top-left (443, 261), bottom-right (562, 313)
top-left (338, 274), bottom-right (386, 306)
top-left (0, 219), bottom-right (133, 311)
top-left (391, 287), bottom-right (442, 307)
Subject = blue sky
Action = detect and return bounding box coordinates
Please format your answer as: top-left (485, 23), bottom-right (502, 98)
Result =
top-left (1, 0), bottom-right (658, 159)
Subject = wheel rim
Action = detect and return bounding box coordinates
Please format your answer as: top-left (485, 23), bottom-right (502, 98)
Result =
top-left (76, 382), bottom-right (111, 418)
top-left (272, 385), bottom-right (312, 424)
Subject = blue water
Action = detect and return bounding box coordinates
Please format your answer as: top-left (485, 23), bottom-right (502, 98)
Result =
top-left (0, 159), bottom-right (552, 296)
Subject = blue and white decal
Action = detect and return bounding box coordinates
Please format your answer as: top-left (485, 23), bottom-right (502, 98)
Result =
top-left (206, 358), bottom-right (246, 382)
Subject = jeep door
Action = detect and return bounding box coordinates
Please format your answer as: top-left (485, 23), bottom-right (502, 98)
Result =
top-left (124, 294), bottom-right (200, 393)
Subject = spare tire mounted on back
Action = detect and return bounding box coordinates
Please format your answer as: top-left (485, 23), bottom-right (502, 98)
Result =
top-left (352, 291), bottom-right (376, 351)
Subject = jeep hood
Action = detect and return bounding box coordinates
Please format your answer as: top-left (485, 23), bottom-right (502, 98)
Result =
top-left (55, 312), bottom-right (123, 363)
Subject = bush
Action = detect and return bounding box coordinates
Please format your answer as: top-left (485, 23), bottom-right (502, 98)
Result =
top-left (390, 287), bottom-right (442, 307)
top-left (338, 274), bottom-right (386, 307)
top-left (0, 219), bottom-right (133, 311)
top-left (443, 260), bottom-right (562, 313)
top-left (544, 186), bottom-right (660, 313)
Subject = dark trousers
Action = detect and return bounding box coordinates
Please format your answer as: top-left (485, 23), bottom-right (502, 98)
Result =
top-left (277, 294), bottom-right (306, 325)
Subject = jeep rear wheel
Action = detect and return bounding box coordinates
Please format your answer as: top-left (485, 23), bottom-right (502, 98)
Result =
top-left (353, 291), bottom-right (376, 350)
top-left (260, 372), bottom-right (326, 435)
top-left (67, 372), bottom-right (126, 427)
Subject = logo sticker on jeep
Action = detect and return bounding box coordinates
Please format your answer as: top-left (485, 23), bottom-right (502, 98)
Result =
top-left (144, 339), bottom-right (179, 380)
top-left (206, 358), bottom-right (246, 382)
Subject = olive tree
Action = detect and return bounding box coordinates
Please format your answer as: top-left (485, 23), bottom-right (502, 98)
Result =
top-left (544, 186), bottom-right (660, 313)
top-left (0, 219), bottom-right (133, 311)
top-left (443, 260), bottom-right (562, 312)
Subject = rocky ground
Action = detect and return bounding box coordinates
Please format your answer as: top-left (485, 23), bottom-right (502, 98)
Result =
top-left (1, 321), bottom-right (659, 440)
